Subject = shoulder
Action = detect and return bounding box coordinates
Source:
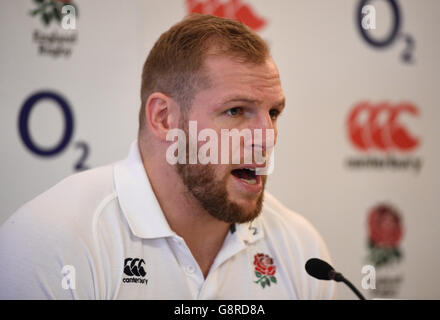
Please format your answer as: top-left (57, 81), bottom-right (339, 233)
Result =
top-left (258, 191), bottom-right (336, 299)
top-left (261, 191), bottom-right (327, 252)
top-left (0, 163), bottom-right (120, 253)
top-left (28, 163), bottom-right (116, 210)
top-left (0, 164), bottom-right (119, 299)
top-left (7, 164), bottom-right (117, 233)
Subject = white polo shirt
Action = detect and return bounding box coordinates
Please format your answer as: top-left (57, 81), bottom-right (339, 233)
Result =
top-left (0, 141), bottom-right (335, 300)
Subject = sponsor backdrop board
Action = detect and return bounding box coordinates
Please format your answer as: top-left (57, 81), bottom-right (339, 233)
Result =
top-left (1, 0), bottom-right (439, 299)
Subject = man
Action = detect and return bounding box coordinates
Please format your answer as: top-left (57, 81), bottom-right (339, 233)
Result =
top-left (0, 14), bottom-right (335, 299)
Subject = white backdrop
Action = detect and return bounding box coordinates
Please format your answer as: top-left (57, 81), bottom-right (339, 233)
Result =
top-left (1, 0), bottom-right (439, 299)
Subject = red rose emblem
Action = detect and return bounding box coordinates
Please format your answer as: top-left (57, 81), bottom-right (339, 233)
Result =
top-left (254, 253), bottom-right (276, 275)
top-left (368, 204), bottom-right (403, 248)
top-left (253, 253), bottom-right (277, 288)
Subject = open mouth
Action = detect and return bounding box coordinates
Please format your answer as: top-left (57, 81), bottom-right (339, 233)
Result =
top-left (231, 167), bottom-right (258, 185)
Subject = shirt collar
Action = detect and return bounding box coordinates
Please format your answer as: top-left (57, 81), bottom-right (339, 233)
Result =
top-left (233, 216), bottom-right (265, 245)
top-left (114, 140), bottom-right (174, 239)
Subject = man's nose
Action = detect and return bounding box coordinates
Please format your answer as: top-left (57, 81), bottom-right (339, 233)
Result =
top-left (246, 113), bottom-right (277, 151)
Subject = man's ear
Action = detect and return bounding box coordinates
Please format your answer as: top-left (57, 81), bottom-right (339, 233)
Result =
top-left (144, 92), bottom-right (180, 142)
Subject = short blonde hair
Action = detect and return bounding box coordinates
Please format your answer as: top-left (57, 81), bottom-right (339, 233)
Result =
top-left (138, 14), bottom-right (270, 131)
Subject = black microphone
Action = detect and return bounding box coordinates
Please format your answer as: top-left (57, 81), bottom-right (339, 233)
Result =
top-left (305, 258), bottom-right (366, 300)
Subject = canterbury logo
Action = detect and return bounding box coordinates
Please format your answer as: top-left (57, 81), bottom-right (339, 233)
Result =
top-left (124, 258), bottom-right (146, 277)
top-left (186, 0), bottom-right (266, 31)
top-left (347, 102), bottom-right (420, 152)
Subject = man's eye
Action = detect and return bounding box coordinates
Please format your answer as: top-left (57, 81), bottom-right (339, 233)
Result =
top-left (269, 109), bottom-right (280, 120)
top-left (226, 107), bottom-right (244, 117)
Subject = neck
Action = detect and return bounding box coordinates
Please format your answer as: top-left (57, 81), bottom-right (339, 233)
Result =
top-left (140, 143), bottom-right (230, 277)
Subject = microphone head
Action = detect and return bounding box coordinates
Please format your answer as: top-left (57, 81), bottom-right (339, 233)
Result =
top-left (305, 258), bottom-right (335, 280)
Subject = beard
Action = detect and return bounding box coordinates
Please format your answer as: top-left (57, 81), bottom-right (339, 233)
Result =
top-left (175, 118), bottom-right (266, 224)
top-left (176, 162), bottom-right (266, 224)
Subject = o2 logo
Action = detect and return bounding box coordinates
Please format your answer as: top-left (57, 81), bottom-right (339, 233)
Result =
top-left (357, 0), bottom-right (415, 63)
top-left (18, 91), bottom-right (90, 171)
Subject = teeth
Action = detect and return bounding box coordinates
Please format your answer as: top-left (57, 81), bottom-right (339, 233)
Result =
top-left (239, 177), bottom-right (257, 185)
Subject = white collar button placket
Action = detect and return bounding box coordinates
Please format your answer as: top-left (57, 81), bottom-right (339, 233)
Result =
top-left (168, 236), bottom-right (204, 297)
